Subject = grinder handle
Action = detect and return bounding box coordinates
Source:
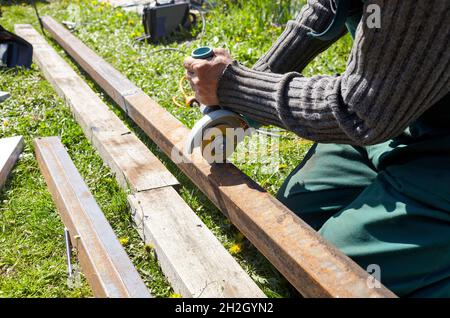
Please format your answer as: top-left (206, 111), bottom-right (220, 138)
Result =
top-left (191, 46), bottom-right (214, 60)
top-left (190, 47), bottom-right (260, 128)
top-left (190, 47), bottom-right (219, 113)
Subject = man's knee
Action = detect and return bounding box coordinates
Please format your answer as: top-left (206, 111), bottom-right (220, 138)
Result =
top-left (318, 210), bottom-right (367, 256)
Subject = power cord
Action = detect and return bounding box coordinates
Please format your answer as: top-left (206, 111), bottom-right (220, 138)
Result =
top-left (172, 75), bottom-right (197, 108)
top-left (30, 0), bottom-right (45, 35)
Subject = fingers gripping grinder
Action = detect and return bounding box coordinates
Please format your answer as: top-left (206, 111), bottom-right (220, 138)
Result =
top-left (185, 47), bottom-right (259, 162)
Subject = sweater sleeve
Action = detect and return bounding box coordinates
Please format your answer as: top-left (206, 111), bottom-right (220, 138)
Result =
top-left (252, 0), bottom-right (346, 73)
top-left (217, 0), bottom-right (450, 146)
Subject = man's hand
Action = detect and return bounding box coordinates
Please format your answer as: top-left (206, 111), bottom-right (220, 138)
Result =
top-left (184, 48), bottom-right (233, 106)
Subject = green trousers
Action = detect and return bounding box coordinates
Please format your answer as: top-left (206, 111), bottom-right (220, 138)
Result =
top-left (276, 1), bottom-right (450, 298)
top-left (277, 100), bottom-right (450, 297)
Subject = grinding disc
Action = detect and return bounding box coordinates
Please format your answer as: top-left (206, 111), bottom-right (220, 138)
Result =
top-left (185, 109), bottom-right (249, 161)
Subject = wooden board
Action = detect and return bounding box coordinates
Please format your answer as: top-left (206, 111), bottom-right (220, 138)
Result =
top-left (37, 16), bottom-right (397, 298)
top-left (129, 188), bottom-right (264, 297)
top-left (16, 23), bottom-right (265, 298)
top-left (0, 91), bottom-right (10, 103)
top-left (34, 136), bottom-right (152, 298)
top-left (0, 136), bottom-right (24, 190)
top-left (13, 26), bottom-right (176, 193)
top-left (91, 131), bottom-right (178, 192)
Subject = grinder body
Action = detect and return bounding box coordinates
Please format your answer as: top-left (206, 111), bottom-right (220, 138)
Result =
top-left (185, 47), bottom-right (259, 161)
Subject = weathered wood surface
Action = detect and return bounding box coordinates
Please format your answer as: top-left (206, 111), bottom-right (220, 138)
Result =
top-left (16, 23), bottom-right (265, 298)
top-left (0, 136), bottom-right (24, 190)
top-left (34, 136), bottom-right (152, 298)
top-left (14, 25), bottom-right (178, 193)
top-left (0, 91), bottom-right (10, 103)
top-left (128, 188), bottom-right (264, 298)
top-left (91, 131), bottom-right (178, 192)
top-left (38, 16), bottom-right (397, 298)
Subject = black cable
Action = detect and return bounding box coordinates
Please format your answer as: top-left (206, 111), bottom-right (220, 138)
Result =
top-left (149, 47), bottom-right (185, 54)
top-left (30, 0), bottom-right (45, 35)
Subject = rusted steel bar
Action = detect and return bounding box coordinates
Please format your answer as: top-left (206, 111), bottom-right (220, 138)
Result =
top-left (16, 24), bottom-right (265, 298)
top-left (0, 136), bottom-right (24, 190)
top-left (34, 136), bottom-right (152, 298)
top-left (40, 16), bottom-right (396, 298)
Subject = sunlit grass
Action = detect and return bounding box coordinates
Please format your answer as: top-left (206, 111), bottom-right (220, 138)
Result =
top-left (0, 0), bottom-right (352, 297)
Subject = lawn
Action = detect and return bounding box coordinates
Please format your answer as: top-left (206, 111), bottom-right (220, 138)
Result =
top-left (0, 0), bottom-right (352, 297)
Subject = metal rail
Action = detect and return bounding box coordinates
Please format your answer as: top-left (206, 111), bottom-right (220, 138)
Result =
top-left (34, 136), bottom-right (152, 298)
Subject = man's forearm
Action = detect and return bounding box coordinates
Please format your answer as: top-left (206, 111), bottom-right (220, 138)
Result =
top-left (252, 0), bottom-right (345, 73)
top-left (218, 0), bottom-right (450, 146)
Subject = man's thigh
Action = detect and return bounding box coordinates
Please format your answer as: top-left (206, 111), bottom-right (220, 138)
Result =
top-left (319, 154), bottom-right (450, 297)
top-left (277, 143), bottom-right (377, 230)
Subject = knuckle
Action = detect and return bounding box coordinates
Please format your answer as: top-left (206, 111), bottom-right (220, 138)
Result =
top-left (183, 58), bottom-right (193, 68)
top-left (195, 62), bottom-right (209, 72)
top-left (193, 63), bottom-right (203, 72)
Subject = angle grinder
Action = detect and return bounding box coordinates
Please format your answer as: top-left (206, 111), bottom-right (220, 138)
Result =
top-left (185, 46), bottom-right (260, 162)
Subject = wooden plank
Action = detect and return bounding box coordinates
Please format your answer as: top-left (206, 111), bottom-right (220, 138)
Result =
top-left (13, 24), bottom-right (177, 192)
top-left (16, 23), bottom-right (265, 298)
top-left (91, 131), bottom-right (177, 192)
top-left (128, 188), bottom-right (264, 297)
top-left (0, 136), bottom-right (24, 190)
top-left (38, 16), bottom-right (397, 298)
top-left (0, 91), bottom-right (10, 103)
top-left (34, 136), bottom-right (152, 298)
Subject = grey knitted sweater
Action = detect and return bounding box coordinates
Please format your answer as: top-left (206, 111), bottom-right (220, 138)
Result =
top-left (216, 0), bottom-right (450, 145)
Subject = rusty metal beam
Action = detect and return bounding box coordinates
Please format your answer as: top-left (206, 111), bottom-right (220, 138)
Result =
top-left (40, 16), bottom-right (396, 298)
top-left (34, 136), bottom-right (152, 298)
top-left (0, 136), bottom-right (24, 190)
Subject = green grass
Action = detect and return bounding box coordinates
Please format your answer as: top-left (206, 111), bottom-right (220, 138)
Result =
top-left (0, 0), bottom-right (352, 297)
